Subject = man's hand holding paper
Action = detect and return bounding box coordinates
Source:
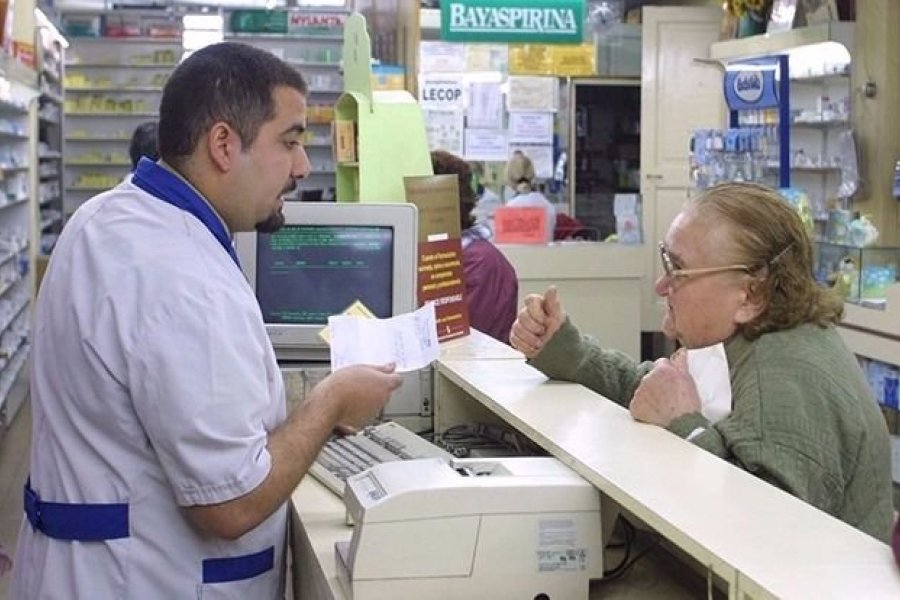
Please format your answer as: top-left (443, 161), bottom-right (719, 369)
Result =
top-left (328, 302), bottom-right (440, 373)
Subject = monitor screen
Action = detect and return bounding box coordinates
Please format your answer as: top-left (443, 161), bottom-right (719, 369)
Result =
top-left (235, 202), bottom-right (418, 361)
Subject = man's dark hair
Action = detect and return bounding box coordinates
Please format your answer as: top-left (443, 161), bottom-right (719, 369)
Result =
top-left (158, 43), bottom-right (308, 168)
top-left (129, 121), bottom-right (159, 169)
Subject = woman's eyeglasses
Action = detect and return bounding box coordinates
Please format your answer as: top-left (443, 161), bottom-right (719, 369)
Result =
top-left (658, 242), bottom-right (752, 281)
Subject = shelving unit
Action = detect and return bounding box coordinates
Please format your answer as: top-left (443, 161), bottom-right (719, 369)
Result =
top-left (786, 66), bottom-right (852, 226)
top-left (223, 9), bottom-right (349, 199)
top-left (36, 24), bottom-right (65, 260)
top-left (61, 10), bottom-right (183, 217)
top-left (0, 55), bottom-right (38, 430)
top-left (710, 22), bottom-right (855, 226)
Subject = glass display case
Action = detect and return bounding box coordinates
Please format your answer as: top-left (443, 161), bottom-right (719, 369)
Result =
top-left (815, 242), bottom-right (900, 307)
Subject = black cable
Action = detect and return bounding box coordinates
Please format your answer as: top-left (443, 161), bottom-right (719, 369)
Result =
top-left (438, 423), bottom-right (544, 457)
top-left (605, 537), bottom-right (661, 582)
top-left (603, 519), bottom-right (661, 582)
top-left (602, 518), bottom-right (635, 577)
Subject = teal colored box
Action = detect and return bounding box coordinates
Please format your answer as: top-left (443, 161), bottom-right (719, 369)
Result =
top-left (229, 10), bottom-right (288, 34)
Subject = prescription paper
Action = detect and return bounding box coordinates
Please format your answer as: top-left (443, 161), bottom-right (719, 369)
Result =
top-left (328, 303), bottom-right (440, 373)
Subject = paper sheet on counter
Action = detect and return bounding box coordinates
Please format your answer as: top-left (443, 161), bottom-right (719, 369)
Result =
top-left (328, 303), bottom-right (440, 373)
top-left (686, 343), bottom-right (732, 424)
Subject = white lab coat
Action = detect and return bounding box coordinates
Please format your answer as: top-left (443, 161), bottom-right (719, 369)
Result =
top-left (13, 180), bottom-right (287, 598)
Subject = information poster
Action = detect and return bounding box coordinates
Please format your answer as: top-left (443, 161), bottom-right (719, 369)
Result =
top-left (465, 129), bottom-right (508, 161)
top-left (404, 175), bottom-right (470, 342)
top-left (508, 112), bottom-right (553, 144)
top-left (419, 74), bottom-right (466, 111)
top-left (467, 82), bottom-right (504, 130)
top-left (465, 43), bottom-right (508, 72)
top-left (550, 44), bottom-right (596, 77)
top-left (507, 76), bottom-right (558, 112)
top-left (508, 44), bottom-right (554, 75)
top-left (420, 41), bottom-right (467, 73)
top-left (424, 110), bottom-right (464, 155)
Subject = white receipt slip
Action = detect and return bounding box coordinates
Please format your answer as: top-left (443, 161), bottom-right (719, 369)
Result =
top-left (328, 303), bottom-right (440, 373)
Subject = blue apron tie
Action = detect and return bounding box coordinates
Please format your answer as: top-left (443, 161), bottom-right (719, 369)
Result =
top-left (24, 478), bottom-right (129, 541)
top-left (203, 546), bottom-right (275, 583)
top-left (131, 157), bottom-right (240, 267)
top-left (25, 478), bottom-right (272, 584)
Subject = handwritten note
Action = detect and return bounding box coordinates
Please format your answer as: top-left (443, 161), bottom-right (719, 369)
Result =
top-left (328, 303), bottom-right (440, 373)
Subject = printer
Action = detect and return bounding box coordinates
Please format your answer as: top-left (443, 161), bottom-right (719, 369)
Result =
top-left (335, 456), bottom-right (604, 600)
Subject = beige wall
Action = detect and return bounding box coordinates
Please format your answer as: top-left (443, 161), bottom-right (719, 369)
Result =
top-left (853, 0), bottom-right (900, 244)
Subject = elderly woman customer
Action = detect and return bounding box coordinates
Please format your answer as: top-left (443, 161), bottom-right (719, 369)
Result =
top-left (510, 182), bottom-right (893, 541)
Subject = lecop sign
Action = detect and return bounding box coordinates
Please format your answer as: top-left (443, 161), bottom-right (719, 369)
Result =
top-left (440, 0), bottom-right (584, 44)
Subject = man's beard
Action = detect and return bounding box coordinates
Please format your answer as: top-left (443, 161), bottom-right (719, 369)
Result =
top-left (256, 180), bottom-right (295, 233)
top-left (255, 206), bottom-right (285, 233)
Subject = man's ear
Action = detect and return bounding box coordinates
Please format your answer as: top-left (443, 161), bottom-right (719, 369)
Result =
top-left (207, 122), bottom-right (239, 172)
top-left (734, 276), bottom-right (766, 325)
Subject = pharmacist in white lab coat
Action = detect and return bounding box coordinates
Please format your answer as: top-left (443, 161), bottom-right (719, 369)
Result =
top-left (12, 43), bottom-right (401, 599)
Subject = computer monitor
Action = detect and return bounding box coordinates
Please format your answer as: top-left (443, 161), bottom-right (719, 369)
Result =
top-left (235, 202), bottom-right (419, 362)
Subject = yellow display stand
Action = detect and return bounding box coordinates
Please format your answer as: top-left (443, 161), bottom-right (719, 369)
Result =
top-left (335, 13), bottom-right (432, 202)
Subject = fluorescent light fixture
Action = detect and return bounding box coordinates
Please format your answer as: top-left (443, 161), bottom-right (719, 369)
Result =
top-left (183, 13), bottom-right (223, 52)
top-left (183, 14), bottom-right (223, 31)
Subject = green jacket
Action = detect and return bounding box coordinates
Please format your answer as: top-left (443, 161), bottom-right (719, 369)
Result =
top-left (530, 318), bottom-right (894, 542)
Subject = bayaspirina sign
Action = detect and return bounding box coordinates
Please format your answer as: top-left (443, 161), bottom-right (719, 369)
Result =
top-left (441, 0), bottom-right (584, 44)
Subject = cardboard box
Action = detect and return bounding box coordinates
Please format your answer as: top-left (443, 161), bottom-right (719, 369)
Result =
top-left (35, 255), bottom-right (50, 294)
top-left (332, 119), bottom-right (357, 164)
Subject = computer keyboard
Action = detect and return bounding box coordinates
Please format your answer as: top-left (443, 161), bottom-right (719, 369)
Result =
top-left (309, 421), bottom-right (452, 497)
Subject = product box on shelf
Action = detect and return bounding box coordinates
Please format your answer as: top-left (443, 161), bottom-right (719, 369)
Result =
top-left (332, 120), bottom-right (357, 164)
top-left (815, 242), bottom-right (900, 307)
top-left (63, 15), bottom-right (102, 37)
top-left (230, 10), bottom-right (288, 34)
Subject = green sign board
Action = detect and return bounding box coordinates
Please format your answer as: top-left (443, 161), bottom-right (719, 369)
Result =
top-left (440, 0), bottom-right (584, 45)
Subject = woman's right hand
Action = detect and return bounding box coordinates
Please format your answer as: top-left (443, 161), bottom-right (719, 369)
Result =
top-left (509, 286), bottom-right (566, 359)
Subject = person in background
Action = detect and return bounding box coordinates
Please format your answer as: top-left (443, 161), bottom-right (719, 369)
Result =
top-left (504, 150), bottom-right (556, 243)
top-left (13, 43), bottom-right (401, 598)
top-left (468, 160), bottom-right (501, 237)
top-left (509, 182), bottom-right (893, 542)
top-left (431, 150), bottom-right (519, 344)
top-left (128, 120), bottom-right (159, 170)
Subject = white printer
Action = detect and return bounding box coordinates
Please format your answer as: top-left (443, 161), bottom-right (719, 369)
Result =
top-left (335, 456), bottom-right (604, 600)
